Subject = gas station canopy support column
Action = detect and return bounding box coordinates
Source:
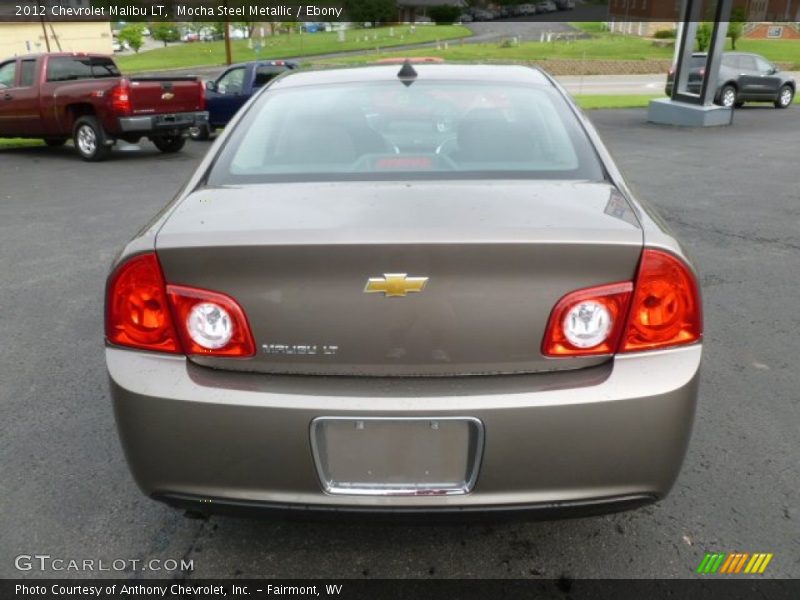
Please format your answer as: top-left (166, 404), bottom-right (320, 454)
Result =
top-left (647, 0), bottom-right (734, 127)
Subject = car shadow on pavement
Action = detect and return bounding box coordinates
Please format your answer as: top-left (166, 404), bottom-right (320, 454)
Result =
top-left (171, 500), bottom-right (664, 579)
top-left (0, 142), bottom-right (201, 162)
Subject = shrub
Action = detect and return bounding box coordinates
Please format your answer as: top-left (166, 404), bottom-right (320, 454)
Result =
top-left (728, 7), bottom-right (746, 50)
top-left (118, 24), bottom-right (145, 53)
top-left (696, 22), bottom-right (712, 51)
top-left (653, 29), bottom-right (676, 39)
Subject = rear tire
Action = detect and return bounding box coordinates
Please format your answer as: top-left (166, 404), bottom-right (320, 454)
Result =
top-left (72, 116), bottom-right (112, 162)
top-left (43, 137), bottom-right (68, 147)
top-left (152, 135), bottom-right (186, 153)
top-left (189, 124), bottom-right (213, 141)
top-left (718, 85), bottom-right (737, 108)
top-left (775, 85), bottom-right (794, 109)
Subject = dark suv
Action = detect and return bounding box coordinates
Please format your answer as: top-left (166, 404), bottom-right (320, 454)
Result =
top-left (665, 52), bottom-right (795, 109)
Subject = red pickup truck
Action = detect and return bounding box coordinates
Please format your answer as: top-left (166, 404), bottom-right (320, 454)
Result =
top-left (0, 53), bottom-right (207, 161)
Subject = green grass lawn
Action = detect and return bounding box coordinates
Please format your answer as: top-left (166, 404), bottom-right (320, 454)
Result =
top-left (570, 22), bottom-right (609, 35)
top-left (734, 39), bottom-right (800, 67)
top-left (574, 94), bottom-right (663, 109)
top-left (116, 25), bottom-right (472, 73)
top-left (576, 93), bottom-right (798, 109)
top-left (0, 138), bottom-right (44, 148)
top-left (318, 26), bottom-right (800, 69)
top-left (318, 36), bottom-right (676, 65)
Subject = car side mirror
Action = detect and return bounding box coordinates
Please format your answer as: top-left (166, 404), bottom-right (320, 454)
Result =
top-left (205, 80), bottom-right (217, 92)
top-left (769, 67), bottom-right (778, 75)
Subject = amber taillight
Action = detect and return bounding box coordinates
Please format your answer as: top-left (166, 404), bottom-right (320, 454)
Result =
top-left (109, 82), bottom-right (132, 116)
top-left (620, 248), bottom-right (702, 352)
top-left (105, 252), bottom-right (255, 357)
top-left (542, 249), bottom-right (702, 357)
top-left (167, 285), bottom-right (255, 357)
top-left (197, 79), bottom-right (206, 111)
top-left (105, 253), bottom-right (180, 353)
top-left (542, 282), bottom-right (633, 357)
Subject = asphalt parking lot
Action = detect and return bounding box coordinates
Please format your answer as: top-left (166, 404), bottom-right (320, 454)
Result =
top-left (1, 106), bottom-right (798, 579)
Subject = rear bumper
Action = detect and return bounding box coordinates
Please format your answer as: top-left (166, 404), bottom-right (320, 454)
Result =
top-left (118, 111), bottom-right (208, 133)
top-left (108, 345), bottom-right (701, 515)
top-left (155, 492), bottom-right (656, 521)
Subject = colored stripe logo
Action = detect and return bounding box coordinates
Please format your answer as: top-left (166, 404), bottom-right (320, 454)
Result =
top-left (696, 552), bottom-right (773, 574)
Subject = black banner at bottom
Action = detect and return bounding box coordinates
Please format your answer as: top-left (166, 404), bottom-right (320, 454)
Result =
top-left (4, 579), bottom-right (800, 600)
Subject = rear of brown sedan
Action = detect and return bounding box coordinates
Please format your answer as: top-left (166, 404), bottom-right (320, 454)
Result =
top-left (105, 65), bottom-right (702, 517)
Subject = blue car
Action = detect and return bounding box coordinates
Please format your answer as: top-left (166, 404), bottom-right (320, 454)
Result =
top-left (190, 60), bottom-right (298, 140)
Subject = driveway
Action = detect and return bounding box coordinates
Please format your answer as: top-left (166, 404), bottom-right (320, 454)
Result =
top-left (1, 106), bottom-right (798, 579)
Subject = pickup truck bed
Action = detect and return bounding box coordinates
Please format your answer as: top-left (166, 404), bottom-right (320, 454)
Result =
top-left (0, 53), bottom-right (207, 161)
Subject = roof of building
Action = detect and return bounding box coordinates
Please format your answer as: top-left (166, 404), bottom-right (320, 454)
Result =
top-left (396, 0), bottom-right (466, 6)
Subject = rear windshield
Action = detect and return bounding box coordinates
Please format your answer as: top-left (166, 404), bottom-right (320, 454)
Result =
top-left (46, 57), bottom-right (120, 82)
top-left (207, 80), bottom-right (605, 184)
top-left (691, 56), bottom-right (707, 69)
top-left (253, 66), bottom-right (292, 88)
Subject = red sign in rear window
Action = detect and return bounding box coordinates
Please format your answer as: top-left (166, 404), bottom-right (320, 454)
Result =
top-left (374, 157), bottom-right (434, 170)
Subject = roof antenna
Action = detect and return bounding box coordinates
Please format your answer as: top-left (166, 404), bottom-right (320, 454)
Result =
top-left (397, 59), bottom-right (417, 87)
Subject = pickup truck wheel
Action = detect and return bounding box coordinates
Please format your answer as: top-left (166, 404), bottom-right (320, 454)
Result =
top-left (152, 135), bottom-right (186, 153)
top-left (189, 124), bottom-right (212, 141)
top-left (43, 137), bottom-right (68, 147)
top-left (73, 116), bottom-right (111, 162)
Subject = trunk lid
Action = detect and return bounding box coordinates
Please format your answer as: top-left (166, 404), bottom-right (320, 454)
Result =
top-left (156, 181), bottom-right (643, 376)
top-left (127, 77), bottom-right (204, 115)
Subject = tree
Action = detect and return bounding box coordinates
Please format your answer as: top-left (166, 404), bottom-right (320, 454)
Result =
top-left (728, 8), bottom-right (746, 50)
top-left (150, 22), bottom-right (180, 47)
top-left (209, 22), bottom-right (225, 39)
top-left (696, 22), bottom-right (712, 52)
top-left (342, 0), bottom-right (396, 24)
top-left (428, 5), bottom-right (461, 24)
top-left (183, 21), bottom-right (207, 35)
top-left (234, 21), bottom-right (256, 38)
top-left (118, 24), bottom-right (145, 53)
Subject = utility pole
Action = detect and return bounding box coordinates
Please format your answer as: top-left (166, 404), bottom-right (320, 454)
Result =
top-left (224, 21), bottom-right (233, 65)
top-left (39, 14), bottom-right (51, 52)
top-left (49, 23), bottom-right (62, 51)
top-left (223, 0), bottom-right (233, 65)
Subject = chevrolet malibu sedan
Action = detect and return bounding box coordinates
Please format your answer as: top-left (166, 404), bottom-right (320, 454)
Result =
top-left (106, 63), bottom-right (702, 518)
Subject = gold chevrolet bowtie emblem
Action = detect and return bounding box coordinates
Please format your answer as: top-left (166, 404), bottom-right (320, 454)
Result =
top-left (161, 92), bottom-right (175, 100)
top-left (364, 273), bottom-right (429, 297)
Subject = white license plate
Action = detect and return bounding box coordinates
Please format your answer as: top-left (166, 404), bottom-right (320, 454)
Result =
top-left (310, 417), bottom-right (484, 496)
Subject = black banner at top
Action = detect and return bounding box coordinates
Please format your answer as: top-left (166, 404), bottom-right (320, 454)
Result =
top-left (1, 0), bottom-right (800, 22)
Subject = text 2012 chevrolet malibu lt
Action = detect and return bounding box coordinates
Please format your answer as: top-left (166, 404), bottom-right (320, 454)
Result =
top-left (106, 64), bottom-right (702, 517)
